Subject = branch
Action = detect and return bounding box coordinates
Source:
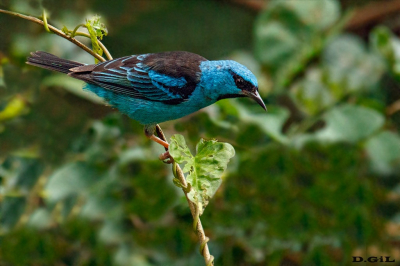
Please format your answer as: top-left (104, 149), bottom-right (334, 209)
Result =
top-left (156, 127), bottom-right (214, 266)
top-left (387, 99), bottom-right (400, 116)
top-left (346, 0), bottom-right (400, 30)
top-left (229, 0), bottom-right (400, 32)
top-left (230, 0), bottom-right (266, 11)
top-left (0, 9), bottom-right (106, 62)
top-left (70, 31), bottom-right (113, 60)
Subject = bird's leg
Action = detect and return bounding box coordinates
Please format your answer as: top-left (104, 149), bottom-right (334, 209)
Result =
top-left (145, 124), bottom-right (173, 163)
top-left (149, 134), bottom-right (169, 148)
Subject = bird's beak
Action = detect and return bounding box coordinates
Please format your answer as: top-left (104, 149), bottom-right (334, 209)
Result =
top-left (243, 89), bottom-right (267, 111)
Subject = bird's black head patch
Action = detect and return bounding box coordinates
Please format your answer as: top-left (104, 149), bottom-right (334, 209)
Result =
top-left (230, 70), bottom-right (257, 94)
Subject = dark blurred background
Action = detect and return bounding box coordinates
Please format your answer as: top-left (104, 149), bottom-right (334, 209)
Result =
top-left (1, 0), bottom-right (400, 265)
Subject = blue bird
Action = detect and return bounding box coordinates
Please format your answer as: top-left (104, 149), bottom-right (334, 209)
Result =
top-left (27, 51), bottom-right (266, 149)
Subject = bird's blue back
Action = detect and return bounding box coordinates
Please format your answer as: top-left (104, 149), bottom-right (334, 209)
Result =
top-left (68, 51), bottom-right (258, 125)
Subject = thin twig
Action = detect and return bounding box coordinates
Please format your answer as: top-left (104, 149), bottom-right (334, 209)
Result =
top-left (70, 23), bottom-right (86, 37)
top-left (175, 162), bottom-right (214, 265)
top-left (346, 0), bottom-right (400, 30)
top-left (156, 129), bottom-right (214, 266)
top-left (0, 9), bottom-right (106, 62)
top-left (387, 99), bottom-right (400, 116)
top-left (72, 31), bottom-right (113, 60)
top-left (231, 0), bottom-right (400, 31)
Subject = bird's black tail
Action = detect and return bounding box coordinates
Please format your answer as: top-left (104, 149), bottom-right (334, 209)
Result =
top-left (26, 51), bottom-right (84, 74)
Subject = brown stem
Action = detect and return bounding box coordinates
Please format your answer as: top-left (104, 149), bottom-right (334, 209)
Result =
top-left (387, 99), bottom-right (400, 116)
top-left (346, 0), bottom-right (400, 30)
top-left (156, 127), bottom-right (214, 266)
top-left (175, 163), bottom-right (214, 265)
top-left (0, 9), bottom-right (106, 62)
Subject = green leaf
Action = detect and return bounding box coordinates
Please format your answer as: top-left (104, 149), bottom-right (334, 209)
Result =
top-left (0, 96), bottom-right (29, 122)
top-left (255, 21), bottom-right (299, 69)
top-left (365, 131), bottom-right (400, 175)
top-left (0, 156), bottom-right (44, 193)
top-left (27, 208), bottom-right (52, 229)
top-left (0, 64), bottom-right (6, 88)
top-left (0, 196), bottom-right (26, 231)
top-left (13, 158), bottom-right (44, 191)
top-left (281, 0), bottom-right (340, 31)
top-left (255, 0), bottom-right (340, 71)
top-left (85, 15), bottom-right (108, 63)
top-left (236, 103), bottom-right (290, 144)
top-left (371, 26), bottom-right (395, 66)
top-left (45, 162), bottom-right (102, 203)
top-left (169, 135), bottom-right (235, 214)
top-left (292, 69), bottom-right (335, 115)
top-left (168, 134), bottom-right (194, 172)
top-left (315, 104), bottom-right (385, 143)
top-left (322, 35), bottom-right (385, 94)
top-left (86, 15), bottom-right (108, 40)
top-left (370, 26), bottom-right (400, 79)
top-left (80, 196), bottom-right (122, 220)
top-left (99, 220), bottom-right (125, 245)
top-left (42, 74), bottom-right (104, 104)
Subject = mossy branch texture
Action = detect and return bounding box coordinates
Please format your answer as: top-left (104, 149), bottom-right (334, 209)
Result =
top-left (0, 8), bottom-right (238, 266)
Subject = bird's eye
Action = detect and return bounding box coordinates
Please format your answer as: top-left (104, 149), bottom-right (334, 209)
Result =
top-left (231, 72), bottom-right (253, 90)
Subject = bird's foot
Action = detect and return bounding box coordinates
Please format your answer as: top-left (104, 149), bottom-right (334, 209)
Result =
top-left (159, 150), bottom-right (174, 164)
top-left (145, 126), bottom-right (171, 162)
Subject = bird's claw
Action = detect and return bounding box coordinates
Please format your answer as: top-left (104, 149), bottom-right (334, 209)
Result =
top-left (159, 151), bottom-right (174, 164)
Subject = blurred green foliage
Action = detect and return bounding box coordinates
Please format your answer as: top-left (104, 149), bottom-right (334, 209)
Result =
top-left (1, 0), bottom-right (400, 265)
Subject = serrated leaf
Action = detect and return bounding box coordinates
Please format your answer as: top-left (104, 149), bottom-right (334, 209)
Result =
top-left (168, 134), bottom-right (194, 170)
top-left (169, 135), bottom-right (235, 214)
top-left (189, 139), bottom-right (235, 212)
